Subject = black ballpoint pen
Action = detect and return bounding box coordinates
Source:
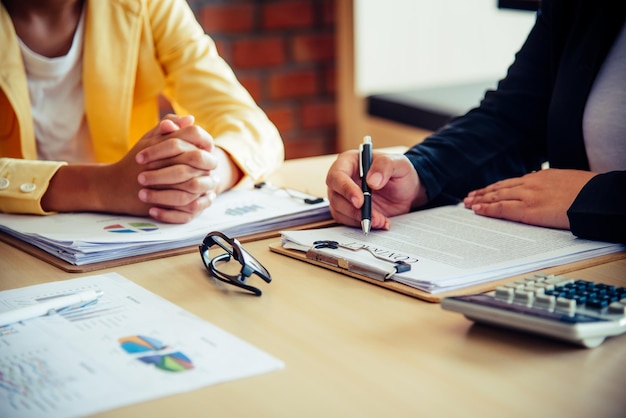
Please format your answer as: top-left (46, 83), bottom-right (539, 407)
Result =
top-left (359, 135), bottom-right (372, 235)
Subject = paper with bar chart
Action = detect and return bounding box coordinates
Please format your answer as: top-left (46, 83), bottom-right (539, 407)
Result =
top-left (0, 273), bottom-right (283, 418)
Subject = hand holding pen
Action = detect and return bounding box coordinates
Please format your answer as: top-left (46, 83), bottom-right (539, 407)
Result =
top-left (359, 136), bottom-right (373, 235)
top-left (326, 138), bottom-right (425, 231)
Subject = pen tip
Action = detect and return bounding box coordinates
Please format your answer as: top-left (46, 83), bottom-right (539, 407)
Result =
top-left (361, 219), bottom-right (371, 235)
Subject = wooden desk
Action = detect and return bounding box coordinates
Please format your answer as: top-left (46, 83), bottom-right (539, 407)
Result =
top-left (2, 153), bottom-right (626, 418)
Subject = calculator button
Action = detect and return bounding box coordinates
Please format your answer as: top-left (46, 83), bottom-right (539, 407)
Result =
top-left (571, 294), bottom-right (587, 306)
top-left (528, 286), bottom-right (545, 295)
top-left (545, 276), bottom-right (573, 286)
top-left (534, 294), bottom-right (556, 311)
top-left (555, 287), bottom-right (576, 298)
top-left (587, 298), bottom-right (610, 309)
top-left (575, 280), bottom-right (594, 289)
top-left (504, 282), bottom-right (524, 290)
top-left (534, 282), bottom-right (555, 292)
top-left (606, 294), bottom-right (620, 303)
top-left (537, 274), bottom-right (553, 280)
top-left (598, 284), bottom-right (616, 292)
top-left (514, 289), bottom-right (534, 306)
top-left (495, 286), bottom-right (514, 302)
top-left (608, 302), bottom-right (626, 315)
top-left (581, 290), bottom-right (597, 299)
top-left (555, 297), bottom-right (576, 315)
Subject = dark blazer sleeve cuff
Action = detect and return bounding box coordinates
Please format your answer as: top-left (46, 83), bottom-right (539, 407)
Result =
top-left (567, 171), bottom-right (626, 243)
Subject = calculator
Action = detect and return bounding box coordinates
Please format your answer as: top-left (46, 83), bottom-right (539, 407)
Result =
top-left (440, 274), bottom-right (626, 348)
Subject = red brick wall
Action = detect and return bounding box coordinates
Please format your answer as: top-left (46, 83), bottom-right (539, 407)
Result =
top-left (186, 0), bottom-right (337, 160)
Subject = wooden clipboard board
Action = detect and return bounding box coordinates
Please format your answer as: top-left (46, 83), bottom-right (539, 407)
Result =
top-left (0, 220), bottom-right (335, 273)
top-left (269, 242), bottom-right (626, 303)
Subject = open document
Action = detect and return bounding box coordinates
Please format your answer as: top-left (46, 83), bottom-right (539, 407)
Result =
top-left (280, 205), bottom-right (625, 294)
top-left (0, 273), bottom-right (284, 418)
top-left (0, 185), bottom-right (329, 265)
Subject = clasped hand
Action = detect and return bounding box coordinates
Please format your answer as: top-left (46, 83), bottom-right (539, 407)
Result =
top-left (111, 114), bottom-right (219, 223)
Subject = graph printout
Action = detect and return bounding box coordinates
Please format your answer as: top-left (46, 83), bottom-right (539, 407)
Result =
top-left (0, 273), bottom-right (284, 418)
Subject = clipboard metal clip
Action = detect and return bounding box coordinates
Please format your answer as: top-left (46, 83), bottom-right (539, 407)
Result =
top-left (309, 240), bottom-right (411, 281)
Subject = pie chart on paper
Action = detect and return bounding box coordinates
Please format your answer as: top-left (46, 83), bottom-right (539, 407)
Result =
top-left (118, 335), bottom-right (194, 372)
top-left (104, 222), bottom-right (159, 233)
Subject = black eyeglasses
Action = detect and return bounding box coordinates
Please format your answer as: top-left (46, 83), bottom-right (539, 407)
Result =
top-left (199, 231), bottom-right (271, 296)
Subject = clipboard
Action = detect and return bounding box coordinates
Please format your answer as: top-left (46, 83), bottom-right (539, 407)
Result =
top-left (269, 241), bottom-right (626, 303)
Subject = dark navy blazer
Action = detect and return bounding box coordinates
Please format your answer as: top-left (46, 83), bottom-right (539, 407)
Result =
top-left (405, 0), bottom-right (626, 243)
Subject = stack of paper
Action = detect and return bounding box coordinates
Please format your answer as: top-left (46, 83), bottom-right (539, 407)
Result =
top-left (0, 186), bottom-right (330, 265)
top-left (280, 205), bottom-right (625, 294)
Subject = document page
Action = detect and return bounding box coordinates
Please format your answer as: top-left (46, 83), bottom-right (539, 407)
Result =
top-left (281, 205), bottom-right (624, 293)
top-left (0, 273), bottom-right (283, 418)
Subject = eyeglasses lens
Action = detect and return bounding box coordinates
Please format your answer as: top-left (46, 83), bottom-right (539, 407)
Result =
top-left (239, 246), bottom-right (270, 278)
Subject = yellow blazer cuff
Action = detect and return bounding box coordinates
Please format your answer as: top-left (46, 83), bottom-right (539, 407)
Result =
top-left (0, 158), bottom-right (67, 215)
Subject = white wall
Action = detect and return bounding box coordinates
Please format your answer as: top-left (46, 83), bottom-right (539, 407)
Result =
top-left (354, 0), bottom-right (537, 95)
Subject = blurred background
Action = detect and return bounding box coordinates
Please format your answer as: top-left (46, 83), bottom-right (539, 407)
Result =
top-left (180, 0), bottom-right (535, 160)
top-left (185, 0), bottom-right (337, 160)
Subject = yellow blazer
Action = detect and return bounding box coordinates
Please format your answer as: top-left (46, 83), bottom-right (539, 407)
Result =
top-left (0, 0), bottom-right (283, 214)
